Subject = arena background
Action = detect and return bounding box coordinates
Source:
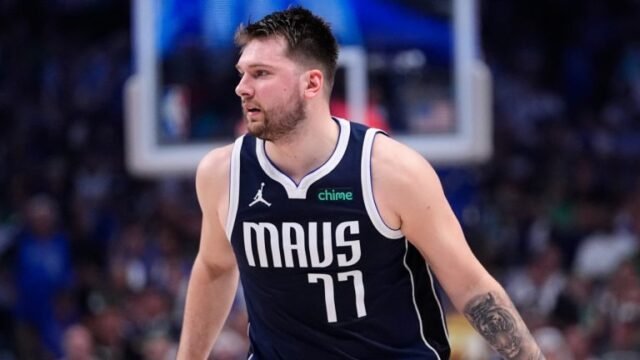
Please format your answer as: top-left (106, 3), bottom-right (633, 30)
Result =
top-left (1, 0), bottom-right (639, 359)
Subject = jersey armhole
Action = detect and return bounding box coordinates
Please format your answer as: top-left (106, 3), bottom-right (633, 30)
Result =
top-left (361, 129), bottom-right (404, 239)
top-left (225, 136), bottom-right (244, 239)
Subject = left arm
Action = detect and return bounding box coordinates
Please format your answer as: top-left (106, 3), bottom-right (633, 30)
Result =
top-left (371, 135), bottom-right (543, 360)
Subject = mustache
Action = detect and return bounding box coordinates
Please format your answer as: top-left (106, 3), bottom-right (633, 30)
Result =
top-left (242, 101), bottom-right (261, 109)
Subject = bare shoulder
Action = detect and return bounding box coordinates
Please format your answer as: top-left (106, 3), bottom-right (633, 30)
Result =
top-left (196, 144), bottom-right (235, 216)
top-left (370, 134), bottom-right (439, 190)
top-left (197, 144), bottom-right (234, 182)
top-left (195, 143), bottom-right (239, 269)
top-left (370, 134), bottom-right (444, 229)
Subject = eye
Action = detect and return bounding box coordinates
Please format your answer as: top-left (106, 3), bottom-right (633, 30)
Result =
top-left (254, 70), bottom-right (269, 78)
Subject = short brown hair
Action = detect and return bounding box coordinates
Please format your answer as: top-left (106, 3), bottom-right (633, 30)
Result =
top-left (234, 6), bottom-right (339, 90)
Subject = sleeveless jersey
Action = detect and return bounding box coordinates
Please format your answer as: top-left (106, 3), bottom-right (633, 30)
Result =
top-left (226, 118), bottom-right (450, 359)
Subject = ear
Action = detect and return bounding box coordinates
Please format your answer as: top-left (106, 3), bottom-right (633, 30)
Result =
top-left (302, 69), bottom-right (324, 99)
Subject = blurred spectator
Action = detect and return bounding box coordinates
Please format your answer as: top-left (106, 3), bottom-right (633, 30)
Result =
top-left (13, 194), bottom-right (73, 358)
top-left (62, 324), bottom-right (96, 360)
top-left (141, 330), bottom-right (177, 360)
top-left (533, 327), bottom-right (573, 360)
top-left (505, 244), bottom-right (567, 327)
top-left (212, 328), bottom-right (252, 360)
top-left (330, 84), bottom-right (391, 131)
top-left (573, 209), bottom-right (638, 280)
top-left (589, 261), bottom-right (640, 353)
top-left (563, 325), bottom-right (596, 360)
top-left (89, 306), bottom-right (131, 359)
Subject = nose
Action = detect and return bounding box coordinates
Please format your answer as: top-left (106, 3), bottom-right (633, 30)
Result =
top-left (235, 74), bottom-right (253, 98)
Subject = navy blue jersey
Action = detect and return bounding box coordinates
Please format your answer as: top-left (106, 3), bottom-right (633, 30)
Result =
top-left (226, 118), bottom-right (450, 359)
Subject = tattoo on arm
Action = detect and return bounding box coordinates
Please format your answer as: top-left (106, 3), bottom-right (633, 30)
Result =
top-left (463, 292), bottom-right (544, 360)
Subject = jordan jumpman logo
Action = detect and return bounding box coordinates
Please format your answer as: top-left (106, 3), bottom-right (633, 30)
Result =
top-left (249, 182), bottom-right (272, 207)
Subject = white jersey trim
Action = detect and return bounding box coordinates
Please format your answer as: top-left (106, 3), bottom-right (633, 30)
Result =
top-left (255, 118), bottom-right (351, 199)
top-left (427, 263), bottom-right (451, 343)
top-left (247, 322), bottom-right (253, 359)
top-left (361, 129), bottom-right (403, 239)
top-left (403, 240), bottom-right (442, 359)
top-left (225, 136), bottom-right (244, 239)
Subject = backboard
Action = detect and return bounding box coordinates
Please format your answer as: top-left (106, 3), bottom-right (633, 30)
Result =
top-left (126, 0), bottom-right (491, 176)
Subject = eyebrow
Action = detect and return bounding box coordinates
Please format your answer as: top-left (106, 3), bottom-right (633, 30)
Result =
top-left (235, 63), bottom-right (277, 72)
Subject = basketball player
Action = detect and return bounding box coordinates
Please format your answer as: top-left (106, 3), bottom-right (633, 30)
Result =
top-left (177, 7), bottom-right (543, 360)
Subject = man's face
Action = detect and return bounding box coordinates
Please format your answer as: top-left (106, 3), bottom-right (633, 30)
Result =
top-left (235, 36), bottom-right (307, 141)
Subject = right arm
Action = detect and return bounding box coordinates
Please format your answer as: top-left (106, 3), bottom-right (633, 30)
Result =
top-left (371, 135), bottom-right (543, 359)
top-left (177, 145), bottom-right (240, 360)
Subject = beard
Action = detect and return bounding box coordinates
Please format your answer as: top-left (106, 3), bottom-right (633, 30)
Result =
top-left (245, 95), bottom-right (306, 142)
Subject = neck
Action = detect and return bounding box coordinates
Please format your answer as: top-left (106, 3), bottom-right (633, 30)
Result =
top-left (264, 107), bottom-right (338, 184)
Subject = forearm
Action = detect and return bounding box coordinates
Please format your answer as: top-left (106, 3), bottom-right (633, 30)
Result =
top-left (177, 256), bottom-right (239, 360)
top-left (462, 289), bottom-right (544, 360)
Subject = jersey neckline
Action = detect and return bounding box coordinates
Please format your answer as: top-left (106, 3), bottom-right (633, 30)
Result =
top-left (255, 118), bottom-right (351, 199)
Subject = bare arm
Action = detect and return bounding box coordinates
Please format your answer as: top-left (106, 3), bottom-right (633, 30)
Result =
top-left (371, 135), bottom-right (543, 360)
top-left (463, 290), bottom-right (543, 359)
top-left (177, 146), bottom-right (240, 360)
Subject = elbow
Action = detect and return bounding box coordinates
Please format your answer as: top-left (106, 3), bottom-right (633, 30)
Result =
top-left (194, 254), bottom-right (238, 280)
